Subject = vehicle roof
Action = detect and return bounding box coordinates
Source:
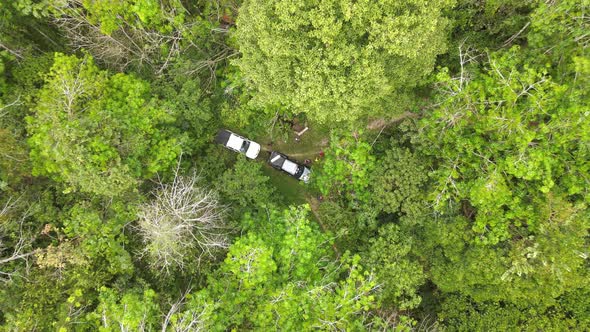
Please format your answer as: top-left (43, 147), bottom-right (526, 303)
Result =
top-left (245, 141), bottom-right (261, 159)
top-left (282, 159), bottom-right (299, 175)
top-left (300, 166), bottom-right (311, 183)
top-left (226, 134), bottom-right (244, 150)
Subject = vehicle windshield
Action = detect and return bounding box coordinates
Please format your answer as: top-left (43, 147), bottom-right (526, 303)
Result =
top-left (294, 165), bottom-right (304, 178)
top-left (240, 140), bottom-right (250, 153)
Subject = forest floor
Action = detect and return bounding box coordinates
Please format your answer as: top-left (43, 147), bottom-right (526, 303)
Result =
top-left (260, 125), bottom-right (330, 161)
top-left (255, 124), bottom-right (329, 202)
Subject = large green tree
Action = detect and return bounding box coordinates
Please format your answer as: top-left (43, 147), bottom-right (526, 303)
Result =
top-left (414, 0), bottom-right (590, 310)
top-left (235, 0), bottom-right (454, 123)
top-left (27, 53), bottom-right (181, 196)
top-left (421, 47), bottom-right (588, 245)
top-left (181, 206), bottom-right (380, 330)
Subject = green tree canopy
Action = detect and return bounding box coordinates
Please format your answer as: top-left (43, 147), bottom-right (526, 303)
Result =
top-left (363, 224), bottom-right (425, 310)
top-left (235, 0), bottom-right (454, 123)
top-left (439, 293), bottom-right (590, 331)
top-left (314, 133), bottom-right (375, 205)
top-left (183, 206), bottom-right (379, 330)
top-left (418, 206), bottom-right (589, 307)
top-left (370, 138), bottom-right (430, 219)
top-left (27, 53), bottom-right (181, 196)
top-left (218, 155), bottom-right (277, 211)
top-left (413, 43), bottom-right (589, 307)
top-left (420, 47), bottom-right (589, 245)
top-left (86, 286), bottom-right (160, 331)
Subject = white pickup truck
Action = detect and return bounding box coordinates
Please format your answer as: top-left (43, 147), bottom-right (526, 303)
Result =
top-left (215, 129), bottom-right (261, 159)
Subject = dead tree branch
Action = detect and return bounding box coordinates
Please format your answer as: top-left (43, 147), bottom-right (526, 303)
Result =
top-left (0, 197), bottom-right (35, 282)
top-left (136, 163), bottom-right (228, 275)
top-left (161, 288), bottom-right (210, 332)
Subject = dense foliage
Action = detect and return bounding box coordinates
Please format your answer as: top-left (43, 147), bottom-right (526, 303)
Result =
top-left (28, 53), bottom-right (180, 196)
top-left (0, 0), bottom-right (588, 330)
top-left (236, 0), bottom-right (454, 123)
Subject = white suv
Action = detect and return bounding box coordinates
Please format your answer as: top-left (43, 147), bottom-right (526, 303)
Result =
top-left (215, 129), bottom-right (261, 159)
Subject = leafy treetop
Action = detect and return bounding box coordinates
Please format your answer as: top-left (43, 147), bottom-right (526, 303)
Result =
top-left (27, 53), bottom-right (181, 196)
top-left (236, 0), bottom-right (454, 123)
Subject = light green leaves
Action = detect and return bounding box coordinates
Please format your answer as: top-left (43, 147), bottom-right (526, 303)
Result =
top-left (235, 0), bottom-right (454, 123)
top-left (421, 47), bottom-right (589, 244)
top-left (315, 134), bottom-right (376, 205)
top-left (223, 234), bottom-right (277, 288)
top-left (187, 206), bottom-right (378, 330)
top-left (80, 0), bottom-right (183, 35)
top-left (27, 53), bottom-right (180, 196)
top-left (90, 287), bottom-right (159, 331)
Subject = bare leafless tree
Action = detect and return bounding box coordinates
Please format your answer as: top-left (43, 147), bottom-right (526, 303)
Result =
top-left (0, 41), bottom-right (25, 60)
top-left (136, 165), bottom-right (228, 275)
